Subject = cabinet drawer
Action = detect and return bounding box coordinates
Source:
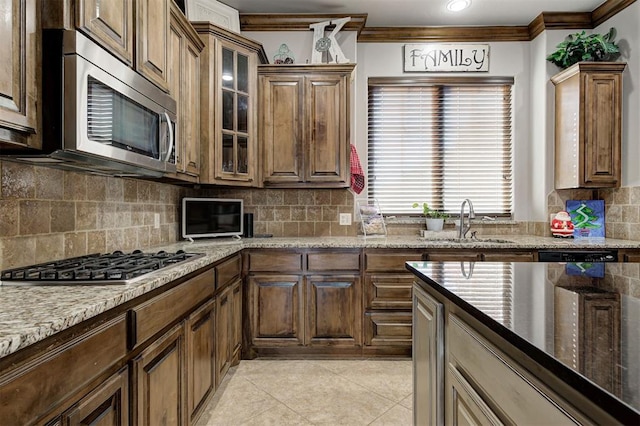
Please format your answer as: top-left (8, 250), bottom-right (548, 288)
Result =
top-left (216, 254), bottom-right (241, 289)
top-left (448, 314), bottom-right (588, 425)
top-left (364, 312), bottom-right (412, 346)
top-left (425, 251), bottom-right (482, 261)
top-left (365, 274), bottom-right (413, 309)
top-left (482, 251), bottom-right (535, 262)
top-left (0, 315), bottom-right (127, 426)
top-left (307, 252), bottom-right (360, 271)
top-left (247, 252), bottom-right (303, 272)
top-left (130, 268), bottom-right (214, 348)
top-left (365, 252), bottom-right (424, 272)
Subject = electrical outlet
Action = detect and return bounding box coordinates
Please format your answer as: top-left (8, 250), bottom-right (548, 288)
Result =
top-left (154, 213), bottom-right (160, 229)
top-left (339, 213), bottom-right (352, 226)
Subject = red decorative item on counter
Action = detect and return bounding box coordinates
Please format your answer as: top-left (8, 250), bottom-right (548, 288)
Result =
top-left (551, 211), bottom-right (574, 238)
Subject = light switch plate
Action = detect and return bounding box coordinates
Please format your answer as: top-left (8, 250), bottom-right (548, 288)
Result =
top-left (154, 213), bottom-right (160, 229)
top-left (339, 213), bottom-right (352, 225)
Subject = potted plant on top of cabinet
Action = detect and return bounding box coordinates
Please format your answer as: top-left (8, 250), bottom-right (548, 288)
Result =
top-left (548, 28), bottom-right (626, 189)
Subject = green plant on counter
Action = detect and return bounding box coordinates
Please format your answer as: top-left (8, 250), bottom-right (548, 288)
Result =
top-left (546, 28), bottom-right (620, 69)
top-left (412, 202), bottom-right (449, 219)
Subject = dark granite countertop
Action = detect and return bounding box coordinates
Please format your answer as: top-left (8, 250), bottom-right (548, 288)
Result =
top-left (406, 261), bottom-right (640, 424)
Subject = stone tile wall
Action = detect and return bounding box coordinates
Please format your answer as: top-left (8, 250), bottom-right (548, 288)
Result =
top-left (201, 187), bottom-right (359, 237)
top-left (0, 161), bottom-right (193, 270)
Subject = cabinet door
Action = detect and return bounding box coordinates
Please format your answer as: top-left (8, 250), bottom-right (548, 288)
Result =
top-left (0, 0), bottom-right (40, 149)
top-left (62, 367), bottom-right (129, 426)
top-left (168, 5), bottom-right (201, 180)
top-left (447, 365), bottom-right (503, 426)
top-left (248, 275), bottom-right (304, 346)
top-left (215, 41), bottom-right (258, 185)
top-left (260, 74), bottom-right (304, 185)
top-left (304, 74), bottom-right (349, 185)
top-left (583, 70), bottom-right (622, 187)
top-left (186, 300), bottom-right (215, 422)
top-left (413, 284), bottom-right (444, 426)
top-left (76, 0), bottom-right (133, 65)
top-left (230, 279), bottom-right (243, 363)
top-left (306, 275), bottom-right (362, 346)
top-left (215, 286), bottom-right (232, 386)
top-left (133, 322), bottom-right (186, 426)
top-left (136, 0), bottom-right (169, 91)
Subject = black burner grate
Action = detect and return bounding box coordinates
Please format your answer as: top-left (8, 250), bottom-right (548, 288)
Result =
top-left (1, 250), bottom-right (203, 285)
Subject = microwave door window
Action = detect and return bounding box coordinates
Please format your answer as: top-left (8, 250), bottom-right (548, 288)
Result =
top-left (86, 77), bottom-right (160, 159)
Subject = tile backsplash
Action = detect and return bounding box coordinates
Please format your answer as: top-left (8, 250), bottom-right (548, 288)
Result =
top-left (4, 158), bottom-right (640, 270)
top-left (0, 161), bottom-right (194, 270)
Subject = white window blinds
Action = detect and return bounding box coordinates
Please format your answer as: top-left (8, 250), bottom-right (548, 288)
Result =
top-left (367, 78), bottom-right (513, 216)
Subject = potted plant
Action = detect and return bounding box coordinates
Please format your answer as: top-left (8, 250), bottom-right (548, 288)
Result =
top-left (546, 28), bottom-right (620, 69)
top-left (412, 202), bottom-right (449, 231)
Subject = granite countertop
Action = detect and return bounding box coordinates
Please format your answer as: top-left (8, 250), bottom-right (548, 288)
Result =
top-left (2, 234), bottom-right (640, 360)
top-left (407, 261), bottom-right (640, 424)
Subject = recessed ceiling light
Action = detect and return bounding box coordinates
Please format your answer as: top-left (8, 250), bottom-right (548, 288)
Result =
top-left (447, 0), bottom-right (471, 12)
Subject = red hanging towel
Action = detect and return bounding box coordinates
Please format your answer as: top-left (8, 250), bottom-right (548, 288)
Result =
top-left (350, 144), bottom-right (365, 194)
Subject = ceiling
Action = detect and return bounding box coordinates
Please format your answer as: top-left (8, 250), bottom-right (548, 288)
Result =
top-left (218, 0), bottom-right (607, 27)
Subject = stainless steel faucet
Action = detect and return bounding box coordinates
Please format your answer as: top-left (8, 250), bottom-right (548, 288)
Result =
top-left (458, 199), bottom-right (475, 239)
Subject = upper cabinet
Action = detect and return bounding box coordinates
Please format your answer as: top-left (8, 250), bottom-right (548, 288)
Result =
top-left (194, 23), bottom-right (267, 187)
top-left (0, 0), bottom-right (41, 150)
top-left (259, 64), bottom-right (355, 188)
top-left (76, 0), bottom-right (134, 66)
top-left (135, 0), bottom-right (170, 92)
top-left (166, 1), bottom-right (204, 182)
top-left (551, 62), bottom-right (626, 189)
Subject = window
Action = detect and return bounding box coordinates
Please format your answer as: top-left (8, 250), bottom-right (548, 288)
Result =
top-left (367, 77), bottom-right (513, 216)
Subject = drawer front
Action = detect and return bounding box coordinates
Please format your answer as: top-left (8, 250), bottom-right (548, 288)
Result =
top-left (131, 268), bottom-right (214, 348)
top-left (365, 274), bottom-right (413, 309)
top-left (247, 252), bottom-right (303, 272)
top-left (365, 252), bottom-right (424, 272)
top-left (425, 251), bottom-right (482, 261)
top-left (216, 254), bottom-right (241, 289)
top-left (448, 315), bottom-right (588, 425)
top-left (364, 312), bottom-right (412, 346)
top-left (482, 251), bottom-right (535, 262)
top-left (307, 252), bottom-right (360, 271)
top-left (0, 315), bottom-right (128, 426)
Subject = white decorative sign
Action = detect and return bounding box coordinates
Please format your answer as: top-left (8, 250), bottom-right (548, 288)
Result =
top-left (404, 44), bottom-right (489, 72)
top-left (309, 17), bottom-right (351, 64)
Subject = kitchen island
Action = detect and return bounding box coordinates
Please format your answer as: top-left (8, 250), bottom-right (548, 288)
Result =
top-left (407, 260), bottom-right (639, 425)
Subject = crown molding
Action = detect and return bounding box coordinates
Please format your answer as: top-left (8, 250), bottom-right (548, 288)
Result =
top-left (358, 26), bottom-right (530, 42)
top-left (239, 13), bottom-right (367, 35)
top-left (237, 0), bottom-right (635, 42)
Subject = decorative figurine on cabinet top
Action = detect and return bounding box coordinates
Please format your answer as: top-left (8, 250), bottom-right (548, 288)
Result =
top-left (551, 211), bottom-right (574, 238)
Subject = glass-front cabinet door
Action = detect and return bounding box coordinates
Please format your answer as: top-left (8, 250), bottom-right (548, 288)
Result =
top-left (215, 41), bottom-right (257, 184)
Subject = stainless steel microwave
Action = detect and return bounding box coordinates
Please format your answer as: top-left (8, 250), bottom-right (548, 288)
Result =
top-left (3, 30), bottom-right (177, 177)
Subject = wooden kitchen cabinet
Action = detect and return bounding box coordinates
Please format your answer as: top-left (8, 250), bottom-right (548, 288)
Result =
top-left (259, 64), bottom-right (355, 188)
top-left (166, 1), bottom-right (204, 182)
top-left (76, 0), bottom-right (134, 66)
top-left (194, 23), bottom-right (267, 186)
top-left (551, 62), bottom-right (626, 189)
top-left (245, 249), bottom-right (362, 356)
top-left (186, 299), bottom-right (216, 422)
top-left (363, 250), bottom-right (423, 355)
top-left (215, 285), bottom-right (232, 387)
top-left (413, 284), bottom-right (444, 426)
top-left (60, 367), bottom-right (129, 426)
top-left (306, 274), bottom-right (362, 346)
top-left (136, 0), bottom-right (170, 92)
top-left (0, 0), bottom-right (41, 150)
top-left (132, 322), bottom-right (187, 426)
top-left (230, 278), bottom-right (243, 363)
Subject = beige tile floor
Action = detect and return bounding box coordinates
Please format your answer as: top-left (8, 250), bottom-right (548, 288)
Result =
top-left (195, 359), bottom-right (413, 426)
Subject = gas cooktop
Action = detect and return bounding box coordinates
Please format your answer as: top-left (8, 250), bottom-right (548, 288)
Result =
top-left (0, 250), bottom-right (204, 285)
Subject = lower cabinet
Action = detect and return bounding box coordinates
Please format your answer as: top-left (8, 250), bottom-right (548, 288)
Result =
top-left (413, 284), bottom-right (444, 426)
top-left (230, 279), bottom-right (243, 363)
top-left (132, 322), bottom-right (187, 425)
top-left (60, 367), bottom-right (129, 426)
top-left (215, 285), bottom-right (232, 386)
top-left (186, 299), bottom-right (216, 422)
